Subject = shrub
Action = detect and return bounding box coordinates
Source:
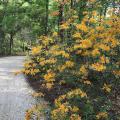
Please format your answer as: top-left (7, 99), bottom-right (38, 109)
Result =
top-left (23, 11), bottom-right (120, 119)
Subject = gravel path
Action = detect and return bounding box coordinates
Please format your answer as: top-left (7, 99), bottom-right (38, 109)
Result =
top-left (0, 56), bottom-right (44, 120)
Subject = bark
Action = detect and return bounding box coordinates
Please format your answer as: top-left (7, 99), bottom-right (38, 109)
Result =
top-left (71, 0), bottom-right (73, 8)
top-left (0, 27), bottom-right (5, 55)
top-left (9, 33), bottom-right (14, 55)
top-left (58, 2), bottom-right (64, 40)
top-left (45, 0), bottom-right (49, 35)
top-left (104, 6), bottom-right (107, 17)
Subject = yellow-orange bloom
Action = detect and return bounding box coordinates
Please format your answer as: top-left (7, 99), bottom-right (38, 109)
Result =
top-left (75, 23), bottom-right (88, 32)
top-left (91, 63), bottom-right (106, 71)
top-left (102, 83), bottom-right (111, 93)
top-left (96, 112), bottom-right (108, 119)
top-left (31, 46), bottom-right (42, 55)
top-left (44, 71), bottom-right (55, 82)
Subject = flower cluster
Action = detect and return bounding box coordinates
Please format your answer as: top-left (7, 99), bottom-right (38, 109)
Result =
top-left (23, 9), bottom-right (120, 120)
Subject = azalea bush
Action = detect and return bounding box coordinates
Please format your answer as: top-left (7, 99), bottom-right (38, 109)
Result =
top-left (22, 8), bottom-right (120, 120)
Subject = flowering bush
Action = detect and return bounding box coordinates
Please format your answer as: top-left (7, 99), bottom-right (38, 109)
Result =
top-left (23, 10), bottom-right (120, 120)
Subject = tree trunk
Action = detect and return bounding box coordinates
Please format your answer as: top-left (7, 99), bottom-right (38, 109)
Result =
top-left (0, 27), bottom-right (5, 55)
top-left (104, 4), bottom-right (108, 17)
top-left (45, 0), bottom-right (49, 35)
top-left (78, 0), bottom-right (87, 21)
top-left (58, 2), bottom-right (64, 40)
top-left (71, 0), bottom-right (73, 8)
top-left (9, 34), bottom-right (14, 55)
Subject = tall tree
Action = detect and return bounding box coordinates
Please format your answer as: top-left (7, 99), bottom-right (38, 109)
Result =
top-left (45, 0), bottom-right (49, 35)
